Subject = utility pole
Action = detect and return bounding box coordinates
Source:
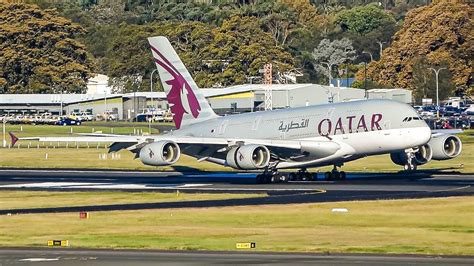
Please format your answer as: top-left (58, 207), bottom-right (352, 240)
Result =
top-left (149, 69), bottom-right (158, 133)
top-left (428, 67), bottom-right (447, 118)
top-left (60, 88), bottom-right (64, 116)
top-left (2, 117), bottom-right (6, 148)
top-left (104, 91), bottom-right (108, 121)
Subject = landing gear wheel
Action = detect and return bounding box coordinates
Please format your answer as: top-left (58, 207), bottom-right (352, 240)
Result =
top-left (288, 172), bottom-right (297, 181)
top-left (324, 171), bottom-right (332, 180)
top-left (339, 171), bottom-right (346, 180)
top-left (271, 173), bottom-right (281, 183)
top-left (303, 172), bottom-right (313, 181)
top-left (256, 174), bottom-right (265, 184)
top-left (404, 163), bottom-right (417, 171)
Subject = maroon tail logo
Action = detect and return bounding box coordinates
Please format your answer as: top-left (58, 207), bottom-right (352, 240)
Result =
top-left (150, 45), bottom-right (201, 129)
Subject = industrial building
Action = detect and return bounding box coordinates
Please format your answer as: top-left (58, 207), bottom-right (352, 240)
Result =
top-left (0, 85), bottom-right (413, 120)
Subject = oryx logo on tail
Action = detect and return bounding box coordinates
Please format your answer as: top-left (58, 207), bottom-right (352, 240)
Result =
top-left (150, 45), bottom-right (201, 129)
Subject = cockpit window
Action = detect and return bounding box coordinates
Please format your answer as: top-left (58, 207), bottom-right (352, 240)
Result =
top-left (403, 117), bottom-right (422, 122)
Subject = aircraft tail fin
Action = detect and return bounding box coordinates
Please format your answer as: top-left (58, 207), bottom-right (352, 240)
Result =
top-left (148, 36), bottom-right (217, 129)
top-left (9, 132), bottom-right (18, 147)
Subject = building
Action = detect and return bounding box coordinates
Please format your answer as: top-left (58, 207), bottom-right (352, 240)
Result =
top-left (86, 74), bottom-right (112, 95)
top-left (1, 85), bottom-right (413, 119)
top-left (367, 89), bottom-right (412, 104)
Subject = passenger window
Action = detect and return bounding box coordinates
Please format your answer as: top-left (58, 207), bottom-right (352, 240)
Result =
top-left (407, 117), bottom-right (412, 121)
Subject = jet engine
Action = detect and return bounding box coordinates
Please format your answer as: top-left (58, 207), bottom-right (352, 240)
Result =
top-left (226, 145), bottom-right (270, 170)
top-left (139, 140), bottom-right (180, 166)
top-left (429, 134), bottom-right (462, 160)
top-left (390, 144), bottom-right (433, 166)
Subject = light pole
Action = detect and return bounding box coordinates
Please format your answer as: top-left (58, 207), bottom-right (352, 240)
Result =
top-left (321, 62), bottom-right (334, 86)
top-left (362, 51), bottom-right (373, 62)
top-left (149, 69), bottom-right (158, 133)
top-left (428, 67), bottom-right (446, 119)
top-left (2, 116), bottom-right (6, 148)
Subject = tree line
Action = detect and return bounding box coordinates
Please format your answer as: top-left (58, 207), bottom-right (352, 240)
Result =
top-left (0, 0), bottom-right (472, 101)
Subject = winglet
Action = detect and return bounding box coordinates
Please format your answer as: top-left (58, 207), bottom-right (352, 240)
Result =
top-left (9, 132), bottom-right (18, 147)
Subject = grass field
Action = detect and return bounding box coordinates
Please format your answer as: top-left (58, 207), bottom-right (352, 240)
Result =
top-left (0, 196), bottom-right (472, 255)
top-left (0, 191), bottom-right (265, 210)
top-left (1, 124), bottom-right (472, 173)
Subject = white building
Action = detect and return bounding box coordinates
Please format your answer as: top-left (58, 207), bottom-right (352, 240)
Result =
top-left (86, 74), bottom-right (112, 95)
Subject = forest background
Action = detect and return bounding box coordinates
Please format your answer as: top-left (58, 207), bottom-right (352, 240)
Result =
top-left (0, 0), bottom-right (472, 103)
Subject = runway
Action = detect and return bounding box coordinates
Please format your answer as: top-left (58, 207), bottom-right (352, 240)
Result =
top-left (0, 169), bottom-right (472, 214)
top-left (0, 248), bottom-right (472, 265)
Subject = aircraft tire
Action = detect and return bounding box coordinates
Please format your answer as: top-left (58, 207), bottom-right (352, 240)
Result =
top-left (288, 173), bottom-right (296, 181)
top-left (303, 172), bottom-right (313, 181)
top-left (324, 172), bottom-right (332, 180)
top-left (340, 171), bottom-right (346, 180)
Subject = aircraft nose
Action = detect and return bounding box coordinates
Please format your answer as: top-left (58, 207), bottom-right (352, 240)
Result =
top-left (421, 124), bottom-right (432, 144)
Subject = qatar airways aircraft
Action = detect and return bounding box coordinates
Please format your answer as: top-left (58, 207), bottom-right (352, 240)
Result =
top-left (12, 36), bottom-right (463, 183)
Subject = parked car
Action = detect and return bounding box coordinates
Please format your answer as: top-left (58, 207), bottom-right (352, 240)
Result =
top-left (463, 105), bottom-right (474, 116)
top-left (80, 112), bottom-right (94, 121)
top-left (56, 117), bottom-right (81, 126)
top-left (96, 111), bottom-right (117, 121)
top-left (441, 106), bottom-right (462, 117)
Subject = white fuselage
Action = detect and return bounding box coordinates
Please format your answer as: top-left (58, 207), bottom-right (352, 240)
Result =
top-left (173, 99), bottom-right (432, 169)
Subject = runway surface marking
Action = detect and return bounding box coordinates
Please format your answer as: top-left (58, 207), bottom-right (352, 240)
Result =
top-left (0, 181), bottom-right (325, 192)
top-left (0, 182), bottom-right (212, 189)
top-left (1, 248), bottom-right (473, 265)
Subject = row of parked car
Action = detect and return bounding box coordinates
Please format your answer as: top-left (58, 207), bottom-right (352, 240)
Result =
top-left (414, 104), bottom-right (474, 118)
top-left (1, 113), bottom-right (85, 126)
top-left (1, 110), bottom-right (171, 125)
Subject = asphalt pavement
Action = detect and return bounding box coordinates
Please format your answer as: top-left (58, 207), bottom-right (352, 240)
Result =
top-left (0, 248), bottom-right (472, 266)
top-left (0, 169), bottom-right (472, 214)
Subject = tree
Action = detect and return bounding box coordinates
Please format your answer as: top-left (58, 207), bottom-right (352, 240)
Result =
top-left (103, 21), bottom-right (214, 92)
top-left (199, 16), bottom-right (295, 87)
top-left (0, 3), bottom-right (95, 94)
top-left (412, 56), bottom-right (453, 104)
top-left (359, 0), bottom-right (472, 96)
top-left (312, 38), bottom-right (356, 83)
top-left (335, 3), bottom-right (396, 35)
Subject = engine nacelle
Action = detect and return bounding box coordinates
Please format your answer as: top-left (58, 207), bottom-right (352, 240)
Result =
top-left (390, 144), bottom-right (433, 166)
top-left (226, 145), bottom-right (270, 170)
top-left (429, 134), bottom-right (462, 160)
top-left (139, 140), bottom-right (180, 166)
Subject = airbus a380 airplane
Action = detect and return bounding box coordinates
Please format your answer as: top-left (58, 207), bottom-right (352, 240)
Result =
top-left (12, 36), bottom-right (463, 183)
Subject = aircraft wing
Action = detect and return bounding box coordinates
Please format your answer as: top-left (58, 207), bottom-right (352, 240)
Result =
top-left (11, 132), bottom-right (341, 162)
top-left (431, 129), bottom-right (463, 137)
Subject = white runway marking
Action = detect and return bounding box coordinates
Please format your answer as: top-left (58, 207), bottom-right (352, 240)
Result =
top-left (0, 182), bottom-right (212, 190)
top-left (20, 257), bottom-right (60, 262)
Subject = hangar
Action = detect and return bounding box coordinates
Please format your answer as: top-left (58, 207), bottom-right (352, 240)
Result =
top-left (0, 85), bottom-right (412, 120)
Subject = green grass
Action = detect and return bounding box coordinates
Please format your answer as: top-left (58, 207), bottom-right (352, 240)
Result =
top-left (1, 125), bottom-right (472, 173)
top-left (0, 196), bottom-right (472, 255)
top-left (4, 123), bottom-right (160, 136)
top-left (0, 191), bottom-right (265, 210)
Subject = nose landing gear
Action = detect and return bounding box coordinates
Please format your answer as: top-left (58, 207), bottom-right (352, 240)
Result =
top-left (403, 150), bottom-right (418, 171)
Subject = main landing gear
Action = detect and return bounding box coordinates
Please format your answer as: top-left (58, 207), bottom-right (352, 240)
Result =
top-left (324, 165), bottom-right (346, 181)
top-left (255, 168), bottom-right (288, 184)
top-left (288, 168), bottom-right (314, 181)
top-left (256, 165), bottom-right (347, 184)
